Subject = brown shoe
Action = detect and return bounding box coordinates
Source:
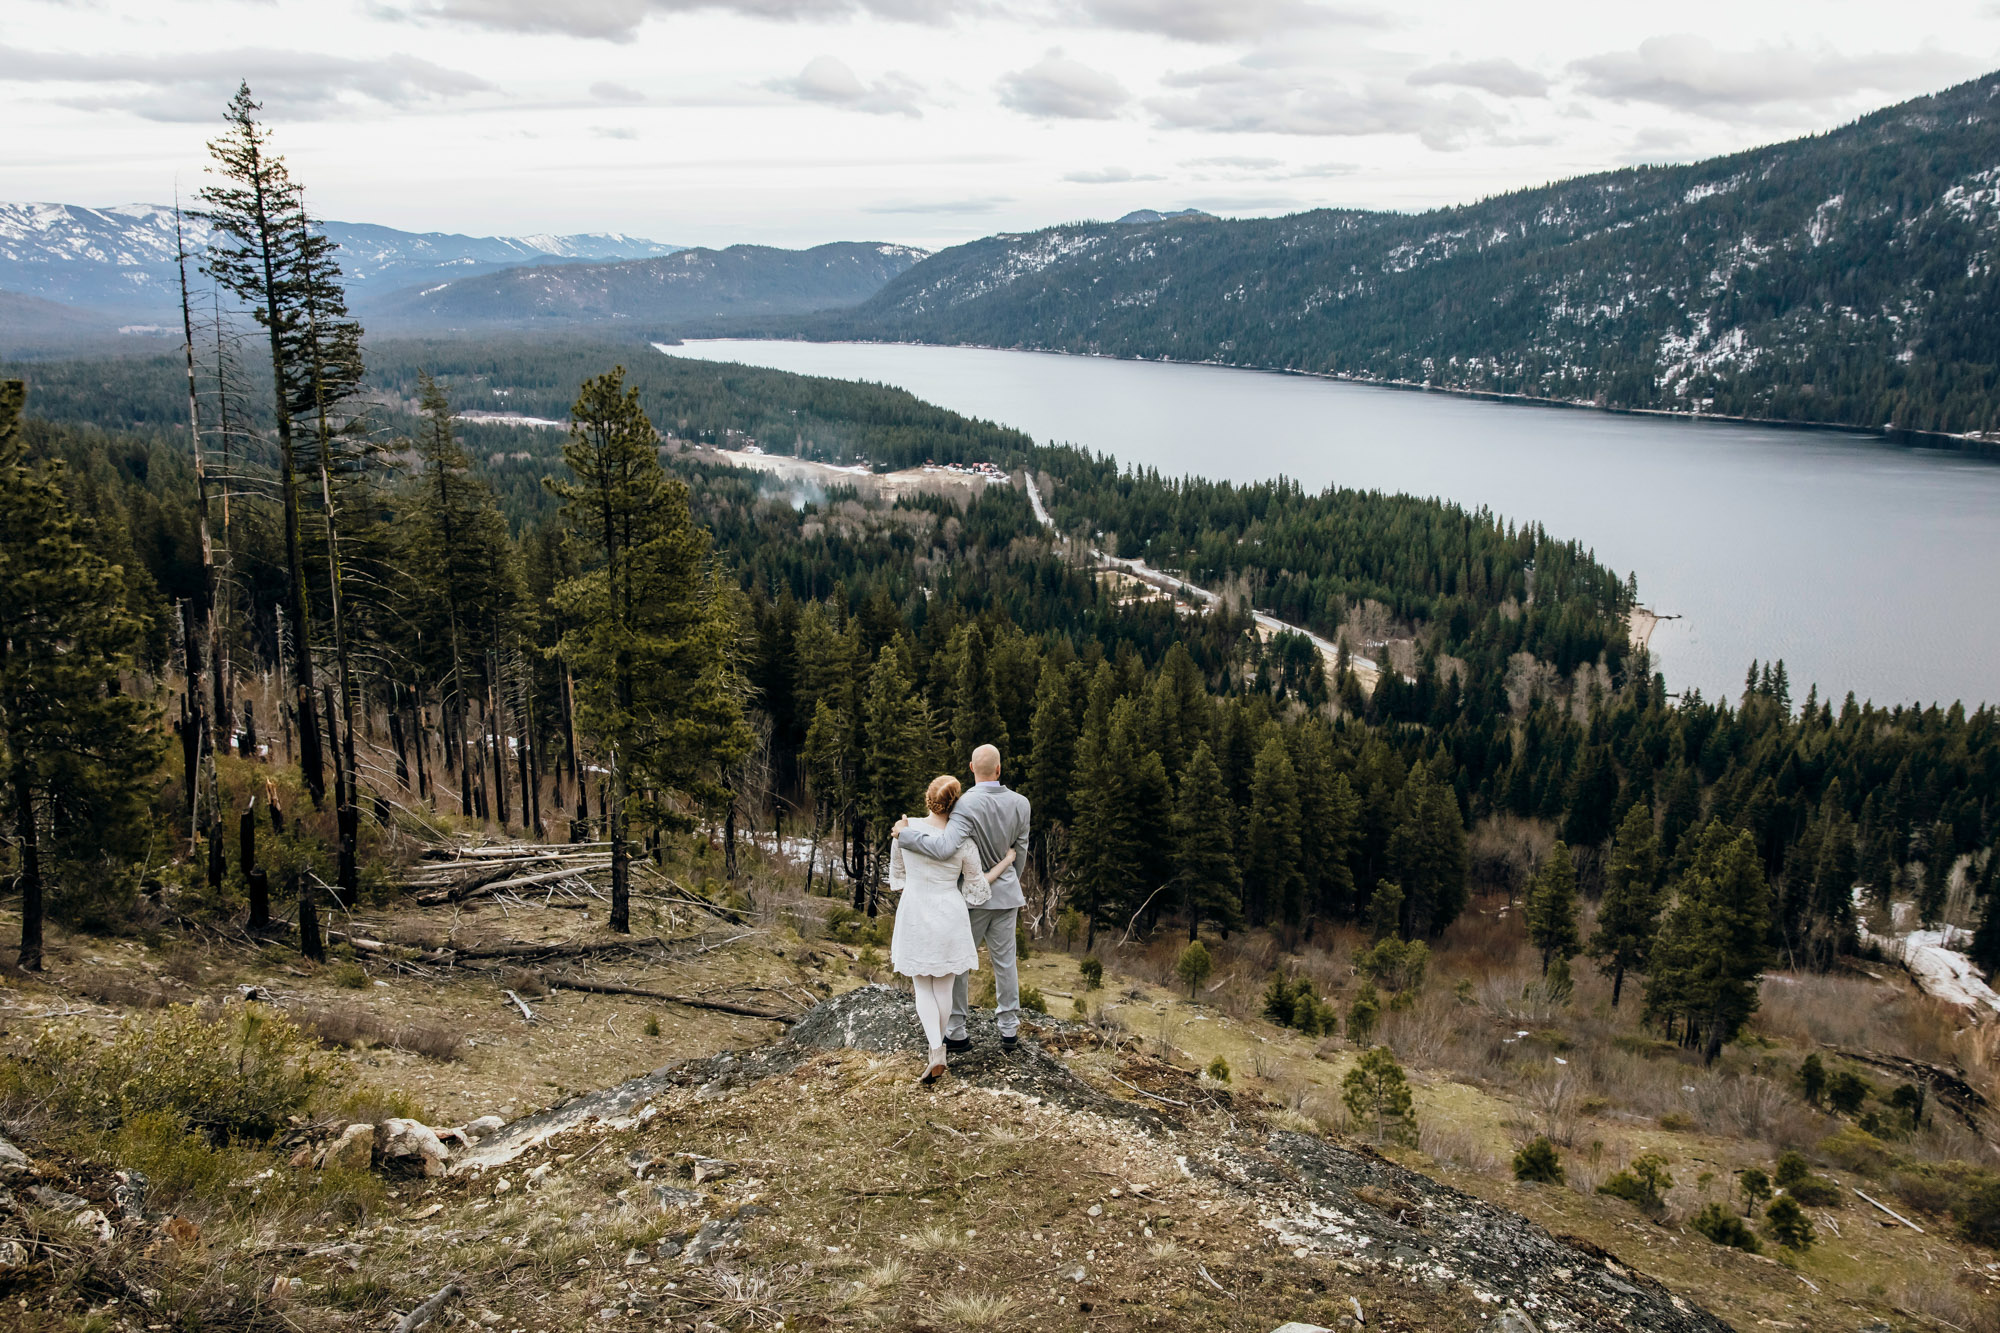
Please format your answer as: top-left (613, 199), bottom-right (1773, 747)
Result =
top-left (920, 1061), bottom-right (947, 1084)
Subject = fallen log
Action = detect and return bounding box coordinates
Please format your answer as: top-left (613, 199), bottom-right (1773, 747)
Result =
top-left (414, 860), bottom-right (613, 907)
top-left (430, 936), bottom-right (669, 964)
top-left (1853, 1187), bottom-right (1924, 1233)
top-left (392, 1282), bottom-right (462, 1333)
top-left (545, 973), bottom-right (795, 1022)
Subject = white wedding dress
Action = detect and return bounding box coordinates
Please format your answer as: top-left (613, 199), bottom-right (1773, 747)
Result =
top-left (888, 836), bottom-right (981, 977)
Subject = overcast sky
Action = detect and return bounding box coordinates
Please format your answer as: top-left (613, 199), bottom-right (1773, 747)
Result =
top-left (5, 0), bottom-right (1997, 249)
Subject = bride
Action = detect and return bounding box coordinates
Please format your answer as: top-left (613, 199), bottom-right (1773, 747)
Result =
top-left (890, 774), bottom-right (1015, 1083)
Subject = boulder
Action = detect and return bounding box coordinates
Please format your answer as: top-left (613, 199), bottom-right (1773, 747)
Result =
top-left (319, 1123), bottom-right (376, 1173)
top-left (378, 1119), bottom-right (449, 1177)
top-left (1270, 1325), bottom-right (1334, 1333)
top-left (1496, 1311), bottom-right (1541, 1333)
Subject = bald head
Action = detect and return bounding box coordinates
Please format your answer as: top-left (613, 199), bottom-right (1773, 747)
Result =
top-left (970, 745), bottom-right (1002, 782)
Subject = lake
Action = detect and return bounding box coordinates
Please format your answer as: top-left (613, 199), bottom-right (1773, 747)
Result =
top-left (671, 340), bottom-right (2000, 709)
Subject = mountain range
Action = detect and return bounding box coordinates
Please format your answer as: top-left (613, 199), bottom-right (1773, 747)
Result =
top-left (0, 202), bottom-right (683, 323)
top-left (797, 72), bottom-right (2000, 441)
top-left (378, 242), bottom-right (930, 330)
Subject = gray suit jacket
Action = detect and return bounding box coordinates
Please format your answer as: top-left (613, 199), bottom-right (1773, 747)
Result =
top-left (897, 782), bottom-right (1030, 910)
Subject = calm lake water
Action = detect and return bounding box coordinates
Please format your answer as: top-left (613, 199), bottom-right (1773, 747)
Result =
top-left (672, 340), bottom-right (2000, 709)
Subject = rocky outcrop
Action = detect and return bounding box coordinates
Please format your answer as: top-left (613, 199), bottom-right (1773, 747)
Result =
top-left (461, 985), bottom-right (1733, 1332)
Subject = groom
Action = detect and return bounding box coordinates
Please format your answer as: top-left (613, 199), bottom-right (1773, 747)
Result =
top-left (895, 744), bottom-right (1031, 1050)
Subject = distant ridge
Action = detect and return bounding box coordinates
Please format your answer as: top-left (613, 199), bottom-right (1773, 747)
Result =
top-left (803, 71), bottom-right (2000, 441)
top-left (1113, 208), bottom-right (1214, 225)
top-left (0, 202), bottom-right (682, 322)
top-left (373, 242), bottom-right (930, 331)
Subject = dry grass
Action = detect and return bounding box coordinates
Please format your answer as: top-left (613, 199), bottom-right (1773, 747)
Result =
top-left (303, 1002), bottom-right (464, 1060)
top-left (932, 1292), bottom-right (1019, 1328)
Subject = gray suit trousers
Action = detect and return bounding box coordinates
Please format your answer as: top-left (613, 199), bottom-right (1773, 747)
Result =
top-left (951, 906), bottom-right (1020, 1039)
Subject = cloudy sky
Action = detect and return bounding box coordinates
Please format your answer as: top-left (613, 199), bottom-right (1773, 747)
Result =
top-left (5, 0), bottom-right (1997, 248)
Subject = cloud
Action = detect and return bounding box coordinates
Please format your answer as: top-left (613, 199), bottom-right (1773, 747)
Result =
top-left (861, 196), bottom-right (1011, 214)
top-left (997, 49), bottom-right (1129, 120)
top-left (1062, 166), bottom-right (1165, 183)
top-left (1070, 0), bottom-right (1380, 43)
top-left (591, 80), bottom-right (648, 103)
top-left (1408, 58), bottom-right (1549, 99)
top-left (0, 45), bottom-right (490, 121)
top-left (768, 55), bottom-right (922, 117)
top-left (386, 0), bottom-right (958, 42)
top-left (1149, 61), bottom-right (1495, 149)
top-left (1181, 154), bottom-right (1355, 179)
top-left (1570, 35), bottom-right (1970, 117)
top-left (592, 125), bottom-right (639, 138)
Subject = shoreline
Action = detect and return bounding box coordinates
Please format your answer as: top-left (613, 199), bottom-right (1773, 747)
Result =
top-left (667, 337), bottom-right (2000, 461)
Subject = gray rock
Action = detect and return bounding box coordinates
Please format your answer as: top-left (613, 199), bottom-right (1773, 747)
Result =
top-left (0, 1138), bottom-right (30, 1176)
top-left (112, 1169), bottom-right (148, 1222)
top-left (1496, 1310), bottom-right (1540, 1333)
top-left (680, 1217), bottom-right (742, 1264)
top-left (461, 1115), bottom-right (506, 1141)
top-left (378, 1118), bottom-right (449, 1178)
top-left (319, 1123), bottom-right (376, 1173)
top-left (1270, 1324), bottom-right (1334, 1333)
top-left (30, 1185), bottom-right (87, 1213)
top-left (651, 1184), bottom-right (700, 1211)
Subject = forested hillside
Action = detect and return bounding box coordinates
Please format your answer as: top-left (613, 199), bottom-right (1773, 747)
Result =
top-left (376, 241), bottom-right (928, 331)
top-left (800, 71), bottom-right (2000, 441)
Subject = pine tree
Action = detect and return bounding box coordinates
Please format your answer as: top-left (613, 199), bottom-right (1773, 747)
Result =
top-left (1342, 1046), bottom-right (1417, 1146)
top-left (1023, 659), bottom-right (1076, 830)
top-left (1294, 720), bottom-right (1357, 919)
top-left (859, 638), bottom-right (936, 912)
top-left (1175, 938), bottom-right (1214, 997)
top-left (1243, 734), bottom-right (1305, 930)
top-left (948, 623), bottom-right (1007, 770)
top-left (1589, 803), bottom-right (1660, 1005)
top-left (1968, 853), bottom-right (2000, 981)
top-left (197, 83), bottom-right (326, 805)
top-left (1385, 761), bottom-right (1470, 935)
top-left (1645, 821), bottom-right (1774, 1062)
top-left (552, 367), bottom-right (749, 932)
top-left (401, 372), bottom-right (514, 821)
top-left (1527, 841), bottom-right (1581, 972)
top-left (0, 382), bottom-right (161, 969)
top-left (1171, 742), bottom-right (1241, 939)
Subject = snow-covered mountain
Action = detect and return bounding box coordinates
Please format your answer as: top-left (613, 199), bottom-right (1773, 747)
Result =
top-left (0, 203), bottom-right (682, 320)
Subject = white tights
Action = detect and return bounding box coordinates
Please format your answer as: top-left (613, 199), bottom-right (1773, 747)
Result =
top-left (911, 974), bottom-right (956, 1058)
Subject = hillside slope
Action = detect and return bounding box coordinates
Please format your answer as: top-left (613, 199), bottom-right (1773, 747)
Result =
top-left (375, 241), bottom-right (929, 330)
top-left (815, 72), bottom-right (2000, 439)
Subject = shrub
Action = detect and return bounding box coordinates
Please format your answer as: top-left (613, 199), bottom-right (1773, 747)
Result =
top-left (1015, 925), bottom-right (1032, 961)
top-left (1262, 974), bottom-right (1338, 1036)
top-left (1544, 955), bottom-right (1574, 1006)
top-left (1955, 1173), bottom-right (2000, 1248)
top-left (26, 1001), bottom-right (337, 1142)
top-left (1175, 939), bottom-right (1214, 997)
top-left (1818, 1124), bottom-right (1896, 1178)
top-left (1598, 1154), bottom-right (1673, 1215)
top-left (1798, 1053), bottom-right (1825, 1106)
top-left (1346, 982), bottom-right (1381, 1044)
top-left (1764, 1195), bottom-right (1815, 1250)
top-left (1826, 1069), bottom-right (1870, 1115)
top-left (1357, 937), bottom-right (1430, 992)
top-left (1056, 908), bottom-right (1084, 951)
top-left (1886, 1082), bottom-right (1927, 1129)
top-left (1205, 1056), bottom-right (1231, 1083)
top-left (1079, 956), bottom-right (1104, 991)
top-left (1513, 1136), bottom-right (1564, 1184)
top-left (643, 1014), bottom-right (662, 1037)
top-left (1342, 1046), bottom-right (1417, 1147)
top-left (1692, 1203), bottom-right (1762, 1252)
top-left (329, 960), bottom-right (368, 989)
top-left (1019, 985), bottom-right (1049, 1015)
top-left (1774, 1150), bottom-right (1843, 1206)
